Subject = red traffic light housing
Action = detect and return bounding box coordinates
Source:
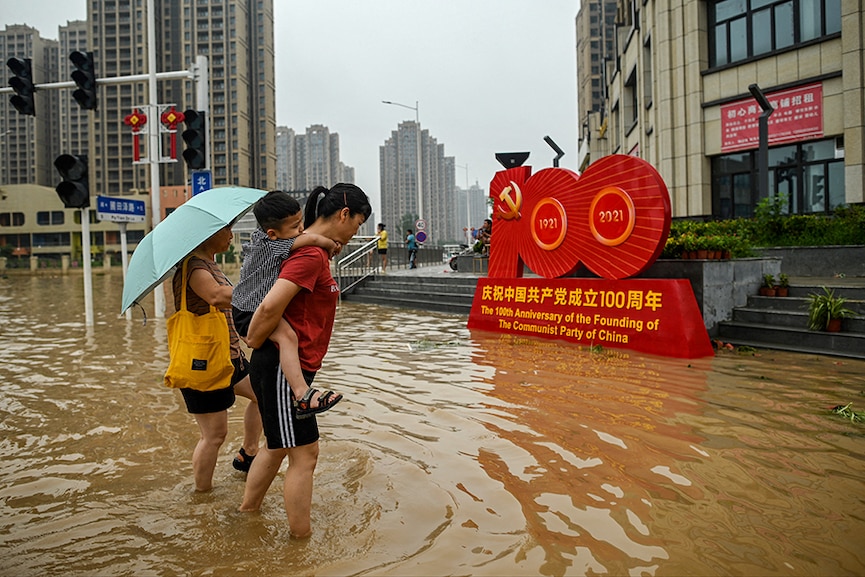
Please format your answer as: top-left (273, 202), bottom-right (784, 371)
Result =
top-left (70, 51), bottom-right (98, 111)
top-left (6, 57), bottom-right (36, 116)
top-left (181, 110), bottom-right (207, 169)
top-left (54, 154), bottom-right (90, 208)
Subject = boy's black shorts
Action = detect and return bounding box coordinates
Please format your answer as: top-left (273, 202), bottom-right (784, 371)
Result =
top-left (232, 306), bottom-right (253, 338)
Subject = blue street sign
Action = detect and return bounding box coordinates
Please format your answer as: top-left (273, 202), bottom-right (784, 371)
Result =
top-left (96, 195), bottom-right (146, 223)
top-left (191, 170), bottom-right (213, 195)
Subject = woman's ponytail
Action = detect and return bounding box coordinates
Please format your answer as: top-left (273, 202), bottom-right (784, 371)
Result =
top-left (303, 183), bottom-right (372, 228)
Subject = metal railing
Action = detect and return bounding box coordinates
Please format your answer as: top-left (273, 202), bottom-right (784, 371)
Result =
top-left (334, 236), bottom-right (379, 295)
top-left (334, 235), bottom-right (447, 294)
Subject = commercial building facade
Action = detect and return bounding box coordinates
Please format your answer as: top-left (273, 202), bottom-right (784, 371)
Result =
top-left (577, 0), bottom-right (863, 218)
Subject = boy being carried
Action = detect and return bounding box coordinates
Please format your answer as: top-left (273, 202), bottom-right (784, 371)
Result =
top-left (231, 191), bottom-right (344, 468)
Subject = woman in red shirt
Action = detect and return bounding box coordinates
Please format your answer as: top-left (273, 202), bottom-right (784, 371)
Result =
top-left (239, 183), bottom-right (371, 538)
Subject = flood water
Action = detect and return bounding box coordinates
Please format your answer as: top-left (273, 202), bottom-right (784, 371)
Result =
top-left (1, 269), bottom-right (864, 576)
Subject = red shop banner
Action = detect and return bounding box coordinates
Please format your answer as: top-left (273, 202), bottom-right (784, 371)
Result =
top-left (720, 82), bottom-right (823, 152)
top-left (468, 278), bottom-right (713, 359)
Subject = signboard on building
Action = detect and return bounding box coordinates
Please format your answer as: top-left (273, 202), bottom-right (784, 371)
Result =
top-left (96, 195), bottom-right (146, 222)
top-left (721, 82), bottom-right (823, 152)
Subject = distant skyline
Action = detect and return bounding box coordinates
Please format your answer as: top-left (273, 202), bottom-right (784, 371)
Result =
top-left (4, 0), bottom-right (580, 218)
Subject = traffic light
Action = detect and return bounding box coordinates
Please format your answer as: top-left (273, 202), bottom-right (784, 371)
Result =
top-left (54, 154), bottom-right (90, 208)
top-left (6, 57), bottom-right (36, 116)
top-left (181, 109), bottom-right (207, 169)
top-left (69, 51), bottom-right (97, 110)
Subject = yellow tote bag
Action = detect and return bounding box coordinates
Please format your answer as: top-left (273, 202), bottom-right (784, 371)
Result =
top-left (163, 258), bottom-right (234, 391)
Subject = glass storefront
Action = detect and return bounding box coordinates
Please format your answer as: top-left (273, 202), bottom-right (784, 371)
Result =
top-left (712, 137), bottom-right (844, 218)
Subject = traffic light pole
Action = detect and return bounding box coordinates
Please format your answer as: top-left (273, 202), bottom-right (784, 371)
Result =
top-left (3, 65), bottom-right (202, 324)
top-left (147, 0), bottom-right (164, 318)
top-left (0, 70), bottom-right (195, 96)
top-left (4, 1), bottom-right (209, 323)
top-left (81, 208), bottom-right (93, 326)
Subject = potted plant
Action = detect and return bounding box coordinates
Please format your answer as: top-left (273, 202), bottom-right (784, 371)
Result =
top-left (680, 232), bottom-right (698, 259)
top-left (720, 234), bottom-right (734, 260)
top-left (662, 235), bottom-right (682, 259)
top-left (695, 235), bottom-right (709, 260)
top-left (806, 286), bottom-right (854, 332)
top-left (709, 235), bottom-right (728, 260)
top-left (776, 273), bottom-right (789, 297)
top-left (760, 274), bottom-right (776, 297)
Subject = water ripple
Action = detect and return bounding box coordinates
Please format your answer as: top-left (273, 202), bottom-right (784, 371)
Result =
top-left (0, 273), bottom-right (864, 576)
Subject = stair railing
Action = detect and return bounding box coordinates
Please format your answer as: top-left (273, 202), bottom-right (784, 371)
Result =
top-left (335, 236), bottom-right (379, 297)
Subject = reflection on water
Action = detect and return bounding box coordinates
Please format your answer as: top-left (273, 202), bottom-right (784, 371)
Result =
top-left (1, 270), bottom-right (864, 576)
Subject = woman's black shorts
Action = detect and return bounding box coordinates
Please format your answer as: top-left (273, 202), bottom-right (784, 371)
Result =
top-left (180, 356), bottom-right (249, 414)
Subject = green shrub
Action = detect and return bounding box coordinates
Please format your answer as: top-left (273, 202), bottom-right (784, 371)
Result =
top-left (663, 199), bottom-right (864, 258)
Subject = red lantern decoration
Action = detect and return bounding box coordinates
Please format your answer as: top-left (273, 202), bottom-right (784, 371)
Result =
top-left (160, 107), bottom-right (184, 160)
top-left (123, 109), bottom-right (148, 162)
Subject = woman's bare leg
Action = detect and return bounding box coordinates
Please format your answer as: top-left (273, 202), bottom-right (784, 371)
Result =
top-left (191, 410), bottom-right (228, 491)
top-left (284, 441), bottom-right (320, 538)
top-left (239, 446), bottom-right (287, 511)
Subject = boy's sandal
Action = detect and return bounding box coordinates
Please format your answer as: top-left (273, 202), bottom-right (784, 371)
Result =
top-left (232, 447), bottom-right (255, 473)
top-left (294, 387), bottom-right (343, 419)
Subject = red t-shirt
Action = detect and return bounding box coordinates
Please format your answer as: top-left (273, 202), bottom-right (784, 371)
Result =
top-left (278, 245), bottom-right (339, 372)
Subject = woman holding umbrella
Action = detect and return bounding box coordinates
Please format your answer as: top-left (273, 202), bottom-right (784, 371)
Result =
top-left (173, 224), bottom-right (261, 492)
top-left (239, 183), bottom-right (371, 538)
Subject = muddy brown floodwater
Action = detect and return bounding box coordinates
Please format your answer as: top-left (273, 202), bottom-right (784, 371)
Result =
top-left (1, 270), bottom-right (864, 576)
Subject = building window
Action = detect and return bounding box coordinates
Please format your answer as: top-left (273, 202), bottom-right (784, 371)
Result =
top-left (0, 213), bottom-right (25, 226)
top-left (712, 137), bottom-right (844, 218)
top-left (709, 0), bottom-right (841, 68)
top-left (642, 36), bottom-right (653, 109)
top-left (73, 211), bottom-right (99, 225)
top-left (32, 233), bottom-right (70, 247)
top-left (624, 68), bottom-right (638, 133)
top-left (36, 211), bottom-right (65, 226)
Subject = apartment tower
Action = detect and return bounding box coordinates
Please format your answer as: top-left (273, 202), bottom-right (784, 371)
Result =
top-left (379, 121), bottom-right (458, 244)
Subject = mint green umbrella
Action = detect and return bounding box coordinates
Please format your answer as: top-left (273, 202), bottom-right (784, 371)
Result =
top-left (121, 186), bottom-right (267, 314)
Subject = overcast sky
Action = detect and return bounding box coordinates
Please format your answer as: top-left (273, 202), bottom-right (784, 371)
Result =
top-left (5, 0), bottom-right (580, 215)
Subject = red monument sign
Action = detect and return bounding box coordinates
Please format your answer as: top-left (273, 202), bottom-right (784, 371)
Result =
top-left (467, 154), bottom-right (713, 358)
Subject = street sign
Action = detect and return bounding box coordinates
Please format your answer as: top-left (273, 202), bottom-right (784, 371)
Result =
top-left (191, 170), bottom-right (213, 195)
top-left (416, 230), bottom-right (427, 243)
top-left (415, 219), bottom-right (427, 231)
top-left (96, 195), bottom-right (146, 222)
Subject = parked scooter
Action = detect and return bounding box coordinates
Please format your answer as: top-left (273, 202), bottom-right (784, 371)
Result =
top-left (448, 243), bottom-right (473, 271)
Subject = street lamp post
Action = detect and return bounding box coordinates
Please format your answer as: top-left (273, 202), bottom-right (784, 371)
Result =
top-left (382, 100), bottom-right (423, 224)
top-left (456, 163), bottom-right (470, 244)
top-left (749, 84), bottom-right (775, 204)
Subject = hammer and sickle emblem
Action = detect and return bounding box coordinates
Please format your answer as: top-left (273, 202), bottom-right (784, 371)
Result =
top-left (497, 181), bottom-right (522, 220)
